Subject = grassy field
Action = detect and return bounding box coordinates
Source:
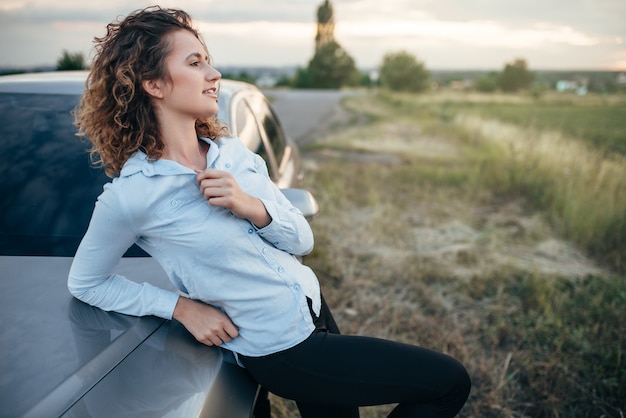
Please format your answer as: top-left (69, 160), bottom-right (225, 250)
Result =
top-left (359, 91), bottom-right (626, 271)
top-left (269, 91), bottom-right (626, 417)
top-left (432, 93), bottom-right (626, 156)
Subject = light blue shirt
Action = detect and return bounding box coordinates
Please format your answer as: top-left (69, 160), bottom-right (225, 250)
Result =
top-left (68, 136), bottom-right (321, 357)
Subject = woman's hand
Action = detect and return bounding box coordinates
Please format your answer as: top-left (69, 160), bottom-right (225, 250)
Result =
top-left (196, 168), bottom-right (271, 228)
top-left (173, 297), bottom-right (239, 346)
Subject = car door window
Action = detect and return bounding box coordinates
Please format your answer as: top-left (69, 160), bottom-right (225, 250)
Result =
top-left (256, 101), bottom-right (286, 172)
top-left (234, 98), bottom-right (275, 179)
top-left (235, 99), bottom-right (261, 152)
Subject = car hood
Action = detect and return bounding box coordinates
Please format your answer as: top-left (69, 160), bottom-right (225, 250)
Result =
top-left (0, 256), bottom-right (258, 418)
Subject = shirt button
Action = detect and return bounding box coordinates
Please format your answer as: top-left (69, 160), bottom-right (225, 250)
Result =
top-left (170, 200), bottom-right (178, 207)
top-left (225, 163), bottom-right (232, 168)
top-left (293, 283), bottom-right (300, 291)
top-left (278, 266), bottom-right (285, 273)
top-left (262, 248), bottom-right (268, 254)
top-left (248, 228), bottom-right (254, 234)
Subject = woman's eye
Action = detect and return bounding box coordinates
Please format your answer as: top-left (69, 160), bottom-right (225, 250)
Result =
top-left (191, 61), bottom-right (199, 67)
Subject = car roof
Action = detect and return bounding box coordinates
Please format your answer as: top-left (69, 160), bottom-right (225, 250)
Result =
top-left (0, 70), bottom-right (257, 138)
top-left (0, 70), bottom-right (254, 97)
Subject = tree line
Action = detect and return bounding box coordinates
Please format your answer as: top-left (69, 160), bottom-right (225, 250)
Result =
top-left (273, 0), bottom-right (533, 93)
top-left (52, 0), bottom-right (537, 94)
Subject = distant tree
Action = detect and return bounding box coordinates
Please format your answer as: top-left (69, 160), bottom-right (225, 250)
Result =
top-left (474, 72), bottom-right (500, 93)
top-left (0, 69), bottom-right (28, 76)
top-left (315, 0), bottom-right (335, 50)
top-left (56, 50), bottom-right (86, 71)
top-left (499, 58), bottom-right (533, 92)
top-left (274, 74), bottom-right (294, 87)
top-left (356, 70), bottom-right (375, 87)
top-left (293, 0), bottom-right (357, 89)
top-left (220, 71), bottom-right (256, 85)
top-left (379, 50), bottom-right (430, 92)
top-left (305, 41), bottom-right (358, 89)
top-left (293, 66), bottom-right (314, 88)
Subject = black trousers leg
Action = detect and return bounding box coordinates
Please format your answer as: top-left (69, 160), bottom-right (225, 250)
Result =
top-left (252, 293), bottom-right (352, 418)
top-left (242, 331), bottom-right (470, 418)
top-left (248, 292), bottom-right (470, 418)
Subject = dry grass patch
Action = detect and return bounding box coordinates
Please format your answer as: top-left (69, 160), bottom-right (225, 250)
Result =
top-left (269, 91), bottom-right (625, 417)
top-left (455, 113), bottom-right (626, 270)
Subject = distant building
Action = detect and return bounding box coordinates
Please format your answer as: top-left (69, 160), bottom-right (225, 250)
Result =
top-left (556, 77), bottom-right (588, 95)
top-left (255, 75), bottom-right (278, 88)
top-left (368, 70), bottom-right (379, 84)
top-left (448, 79), bottom-right (473, 90)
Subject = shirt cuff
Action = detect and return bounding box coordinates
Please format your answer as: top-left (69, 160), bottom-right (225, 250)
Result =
top-left (154, 290), bottom-right (180, 320)
top-left (254, 198), bottom-right (280, 233)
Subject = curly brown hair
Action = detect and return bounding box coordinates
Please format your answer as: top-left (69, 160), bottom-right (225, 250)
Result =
top-left (75, 6), bottom-right (228, 177)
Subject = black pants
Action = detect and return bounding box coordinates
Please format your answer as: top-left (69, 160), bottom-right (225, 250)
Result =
top-left (244, 297), bottom-right (471, 418)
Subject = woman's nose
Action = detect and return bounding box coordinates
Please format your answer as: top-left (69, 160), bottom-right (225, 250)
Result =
top-left (207, 65), bottom-right (221, 81)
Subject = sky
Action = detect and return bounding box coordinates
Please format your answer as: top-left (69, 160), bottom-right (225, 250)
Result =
top-left (0, 0), bottom-right (625, 71)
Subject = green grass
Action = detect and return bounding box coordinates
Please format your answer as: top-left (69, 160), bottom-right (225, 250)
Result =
top-left (299, 153), bottom-right (626, 417)
top-left (344, 91), bottom-right (626, 272)
top-left (463, 272), bottom-right (626, 417)
top-left (457, 113), bottom-right (626, 272)
top-left (269, 89), bottom-right (626, 417)
top-left (441, 100), bottom-right (626, 156)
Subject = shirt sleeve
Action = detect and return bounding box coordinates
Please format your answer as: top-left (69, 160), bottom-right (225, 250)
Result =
top-left (68, 184), bottom-right (180, 319)
top-left (249, 153), bottom-right (315, 256)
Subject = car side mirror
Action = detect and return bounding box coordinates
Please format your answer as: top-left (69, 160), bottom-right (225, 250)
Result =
top-left (280, 188), bottom-right (319, 221)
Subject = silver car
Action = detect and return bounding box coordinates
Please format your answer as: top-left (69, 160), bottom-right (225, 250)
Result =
top-left (0, 71), bottom-right (317, 418)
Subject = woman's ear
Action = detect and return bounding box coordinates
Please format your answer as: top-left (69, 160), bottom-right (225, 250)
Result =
top-left (142, 79), bottom-right (164, 99)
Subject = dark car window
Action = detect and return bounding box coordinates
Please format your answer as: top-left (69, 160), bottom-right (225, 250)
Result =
top-left (0, 87), bottom-right (287, 257)
top-left (235, 98), bottom-right (262, 152)
top-left (256, 101), bottom-right (286, 171)
top-left (0, 93), bottom-right (114, 256)
top-left (234, 98), bottom-right (273, 178)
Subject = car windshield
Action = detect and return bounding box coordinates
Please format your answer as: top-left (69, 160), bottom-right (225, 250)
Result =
top-left (0, 92), bottom-right (110, 256)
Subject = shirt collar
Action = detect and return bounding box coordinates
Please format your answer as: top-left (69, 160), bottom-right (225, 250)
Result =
top-left (120, 137), bottom-right (219, 178)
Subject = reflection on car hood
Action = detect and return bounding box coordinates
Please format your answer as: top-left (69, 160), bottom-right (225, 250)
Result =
top-left (0, 257), bottom-right (169, 417)
top-left (0, 256), bottom-right (258, 418)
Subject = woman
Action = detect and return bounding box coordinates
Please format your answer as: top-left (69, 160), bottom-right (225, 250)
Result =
top-left (69, 6), bottom-right (471, 417)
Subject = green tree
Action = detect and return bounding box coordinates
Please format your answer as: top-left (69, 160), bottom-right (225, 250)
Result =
top-left (474, 72), bottom-right (500, 93)
top-left (499, 58), bottom-right (534, 92)
top-left (315, 0), bottom-right (335, 50)
top-left (293, 66), bottom-right (314, 88)
top-left (294, 0), bottom-right (358, 89)
top-left (379, 51), bottom-right (430, 92)
top-left (220, 70), bottom-right (256, 85)
top-left (274, 74), bottom-right (294, 87)
top-left (303, 41), bottom-right (358, 89)
top-left (56, 50), bottom-right (86, 71)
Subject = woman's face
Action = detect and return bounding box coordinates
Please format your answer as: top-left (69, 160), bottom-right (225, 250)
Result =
top-left (157, 29), bottom-right (221, 121)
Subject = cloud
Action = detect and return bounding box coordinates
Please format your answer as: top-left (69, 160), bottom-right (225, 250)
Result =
top-left (0, 0), bottom-right (624, 69)
top-left (197, 20), bottom-right (316, 66)
top-left (337, 19), bottom-right (603, 47)
top-left (330, 0), bottom-right (625, 68)
top-left (340, 0), bottom-right (626, 36)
